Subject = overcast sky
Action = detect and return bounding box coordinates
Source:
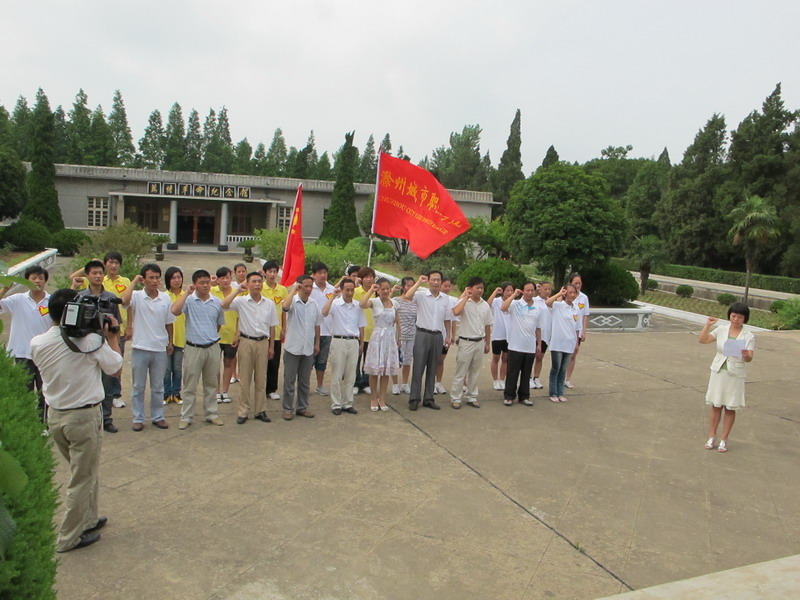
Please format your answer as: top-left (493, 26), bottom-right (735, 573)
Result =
top-left (3, 1), bottom-right (798, 174)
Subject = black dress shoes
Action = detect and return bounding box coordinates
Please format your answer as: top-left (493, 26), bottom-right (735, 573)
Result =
top-left (84, 516), bottom-right (107, 534)
top-left (236, 416), bottom-right (247, 425)
top-left (342, 407), bottom-right (358, 414)
top-left (254, 412), bottom-right (272, 423)
top-left (423, 400), bottom-right (441, 410)
top-left (409, 399), bottom-right (420, 411)
top-left (103, 423), bottom-right (118, 433)
top-left (58, 531), bottom-right (100, 552)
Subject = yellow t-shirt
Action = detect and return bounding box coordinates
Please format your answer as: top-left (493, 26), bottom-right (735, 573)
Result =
top-left (262, 283), bottom-right (288, 338)
top-left (353, 286), bottom-right (375, 341)
top-left (211, 286), bottom-right (239, 344)
top-left (104, 275), bottom-right (132, 335)
top-left (166, 289), bottom-right (186, 348)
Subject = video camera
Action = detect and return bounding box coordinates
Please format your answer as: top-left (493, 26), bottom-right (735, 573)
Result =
top-left (61, 295), bottom-right (122, 338)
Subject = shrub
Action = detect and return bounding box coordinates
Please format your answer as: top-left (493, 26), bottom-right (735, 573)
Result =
top-left (676, 284), bottom-right (694, 298)
top-left (254, 228), bottom-right (286, 263)
top-left (455, 258), bottom-right (526, 298)
top-left (3, 218), bottom-right (51, 251)
top-left (304, 242), bottom-right (348, 279)
top-left (51, 229), bottom-right (89, 256)
top-left (399, 254), bottom-right (422, 272)
top-left (770, 299), bottom-right (787, 314)
top-left (717, 293), bottom-right (737, 306)
top-left (0, 355), bottom-right (58, 598)
top-left (646, 279), bottom-right (659, 290)
top-left (579, 261), bottom-right (640, 306)
top-left (776, 298), bottom-right (800, 329)
top-left (79, 220), bottom-right (156, 262)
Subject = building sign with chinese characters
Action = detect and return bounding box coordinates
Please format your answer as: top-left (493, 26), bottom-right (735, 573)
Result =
top-left (148, 182), bottom-right (251, 200)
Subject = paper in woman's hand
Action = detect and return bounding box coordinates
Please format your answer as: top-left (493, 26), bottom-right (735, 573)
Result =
top-left (723, 339), bottom-right (746, 358)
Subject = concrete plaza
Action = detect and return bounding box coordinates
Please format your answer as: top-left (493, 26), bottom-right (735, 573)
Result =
top-left (46, 252), bottom-right (799, 599)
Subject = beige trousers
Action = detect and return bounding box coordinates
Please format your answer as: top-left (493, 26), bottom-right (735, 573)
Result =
top-left (450, 339), bottom-right (485, 402)
top-left (329, 338), bottom-right (359, 409)
top-left (181, 344), bottom-right (220, 422)
top-left (236, 337), bottom-right (269, 418)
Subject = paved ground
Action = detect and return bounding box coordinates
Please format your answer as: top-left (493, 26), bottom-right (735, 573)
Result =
top-left (11, 253), bottom-right (800, 599)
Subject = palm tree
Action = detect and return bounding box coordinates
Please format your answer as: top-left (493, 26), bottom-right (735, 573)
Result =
top-left (728, 195), bottom-right (780, 304)
top-left (627, 234), bottom-right (668, 296)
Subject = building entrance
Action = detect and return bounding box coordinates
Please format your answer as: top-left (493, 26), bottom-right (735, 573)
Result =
top-left (177, 210), bottom-right (215, 244)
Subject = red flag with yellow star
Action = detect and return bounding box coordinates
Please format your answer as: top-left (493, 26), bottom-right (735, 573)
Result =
top-left (372, 153), bottom-right (470, 259)
top-left (280, 185), bottom-right (305, 285)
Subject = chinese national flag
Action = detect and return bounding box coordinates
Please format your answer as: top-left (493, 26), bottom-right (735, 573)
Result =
top-left (280, 185), bottom-right (305, 285)
top-left (372, 153), bottom-right (470, 259)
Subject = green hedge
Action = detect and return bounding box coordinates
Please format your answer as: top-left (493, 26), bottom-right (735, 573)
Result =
top-left (0, 354), bottom-right (58, 599)
top-left (612, 258), bottom-right (800, 294)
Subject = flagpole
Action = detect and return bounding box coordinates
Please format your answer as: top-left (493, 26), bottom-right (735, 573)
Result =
top-left (367, 153), bottom-right (383, 268)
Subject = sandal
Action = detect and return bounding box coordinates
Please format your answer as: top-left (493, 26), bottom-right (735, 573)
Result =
top-left (370, 399), bottom-right (379, 412)
top-left (704, 437), bottom-right (715, 450)
top-left (717, 440), bottom-right (728, 453)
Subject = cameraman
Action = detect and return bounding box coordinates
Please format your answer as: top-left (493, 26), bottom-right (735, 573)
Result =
top-left (31, 288), bottom-right (123, 552)
top-left (72, 259), bottom-right (123, 433)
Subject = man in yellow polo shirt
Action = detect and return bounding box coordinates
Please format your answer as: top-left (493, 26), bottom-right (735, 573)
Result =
top-left (261, 260), bottom-right (287, 402)
top-left (352, 266), bottom-right (375, 395)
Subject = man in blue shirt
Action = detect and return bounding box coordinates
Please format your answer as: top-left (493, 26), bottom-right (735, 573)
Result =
top-left (170, 270), bottom-right (226, 430)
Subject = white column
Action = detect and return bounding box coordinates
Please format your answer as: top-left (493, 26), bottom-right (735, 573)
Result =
top-left (167, 200), bottom-right (178, 249)
top-left (219, 202), bottom-right (229, 251)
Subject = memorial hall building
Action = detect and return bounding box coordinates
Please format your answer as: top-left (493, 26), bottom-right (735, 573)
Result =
top-left (52, 164), bottom-right (495, 251)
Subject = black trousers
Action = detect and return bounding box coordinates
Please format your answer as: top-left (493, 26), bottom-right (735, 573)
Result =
top-left (16, 358), bottom-right (45, 422)
top-left (355, 341), bottom-right (370, 390)
top-left (266, 340), bottom-right (282, 395)
top-left (504, 350), bottom-right (535, 401)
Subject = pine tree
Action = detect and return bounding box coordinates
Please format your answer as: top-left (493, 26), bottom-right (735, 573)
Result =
top-left (0, 146), bottom-right (27, 220)
top-left (163, 102), bottom-right (186, 171)
top-left (67, 89), bottom-right (92, 164)
top-left (541, 145), bottom-right (560, 169)
top-left (491, 109), bottom-right (523, 217)
top-left (233, 138), bottom-right (253, 174)
top-left (10, 96), bottom-right (32, 161)
top-left (85, 106), bottom-right (117, 166)
top-left (23, 89), bottom-right (64, 230)
top-left (396, 145), bottom-right (410, 161)
top-left (380, 133), bottom-right (392, 155)
top-left (320, 132), bottom-right (360, 245)
top-left (183, 109), bottom-right (202, 171)
top-left (52, 106), bottom-right (70, 164)
top-left (139, 109), bottom-right (166, 168)
top-left (358, 134), bottom-right (377, 182)
top-left (0, 104), bottom-right (10, 148)
top-left (657, 147), bottom-right (671, 166)
top-left (430, 124), bottom-right (488, 190)
top-left (264, 128), bottom-right (288, 176)
top-left (108, 90), bottom-right (136, 166)
top-left (252, 142), bottom-right (268, 175)
top-left (314, 151), bottom-right (334, 180)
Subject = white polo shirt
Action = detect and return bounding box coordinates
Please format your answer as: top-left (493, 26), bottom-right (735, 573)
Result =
top-left (31, 326), bottom-right (123, 410)
top-left (230, 294), bottom-right (280, 338)
top-left (0, 291), bottom-right (51, 359)
top-left (129, 290), bottom-right (176, 352)
top-left (490, 297), bottom-right (510, 342)
top-left (505, 298), bottom-right (541, 354)
top-left (457, 298), bottom-right (493, 339)
top-left (411, 288), bottom-right (451, 332)
top-left (329, 298), bottom-right (366, 337)
top-left (283, 295), bottom-right (322, 356)
top-left (549, 300), bottom-right (580, 354)
top-left (310, 281), bottom-right (335, 337)
top-left (534, 296), bottom-right (552, 344)
top-left (575, 292), bottom-right (591, 334)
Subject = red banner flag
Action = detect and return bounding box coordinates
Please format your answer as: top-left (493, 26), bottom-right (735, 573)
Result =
top-left (280, 185), bottom-right (305, 285)
top-left (372, 153), bottom-right (470, 259)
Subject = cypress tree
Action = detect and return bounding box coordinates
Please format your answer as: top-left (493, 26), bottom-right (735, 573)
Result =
top-left (108, 90), bottom-right (135, 166)
top-left (85, 106), bottom-right (117, 166)
top-left (67, 89), bottom-right (91, 164)
top-left (52, 106), bottom-right (69, 164)
top-left (358, 134), bottom-right (377, 182)
top-left (0, 146), bottom-right (27, 220)
top-left (10, 96), bottom-right (32, 161)
top-left (233, 138), bottom-right (253, 174)
top-left (380, 133), bottom-right (392, 155)
top-left (491, 109), bottom-right (523, 217)
top-left (139, 109), bottom-right (166, 168)
top-left (23, 89), bottom-right (64, 231)
top-left (183, 109), bottom-right (202, 171)
top-left (0, 104), bottom-right (10, 147)
top-left (319, 131), bottom-right (360, 245)
top-left (252, 142), bottom-right (268, 175)
top-left (314, 151), bottom-right (334, 180)
top-left (541, 145), bottom-right (560, 168)
top-left (163, 102), bottom-right (186, 171)
top-left (264, 128), bottom-right (287, 176)
top-left (657, 147), bottom-right (671, 166)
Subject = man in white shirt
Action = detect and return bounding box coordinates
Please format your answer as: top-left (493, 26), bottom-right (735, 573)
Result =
top-left (501, 282), bottom-right (542, 407)
top-left (281, 275), bottom-right (322, 420)
top-left (531, 281), bottom-right (553, 389)
top-left (565, 273), bottom-right (591, 389)
top-left (0, 265), bottom-right (51, 421)
top-left (450, 277), bottom-right (493, 408)
top-left (31, 288), bottom-right (123, 552)
top-left (121, 264), bottom-right (176, 431)
top-left (309, 262), bottom-right (335, 396)
top-left (222, 271), bottom-right (279, 425)
top-left (322, 278), bottom-right (366, 415)
top-left (402, 271), bottom-right (452, 411)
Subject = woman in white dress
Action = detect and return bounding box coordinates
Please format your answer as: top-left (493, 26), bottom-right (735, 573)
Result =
top-left (698, 303), bottom-right (755, 453)
top-left (359, 278), bottom-right (401, 411)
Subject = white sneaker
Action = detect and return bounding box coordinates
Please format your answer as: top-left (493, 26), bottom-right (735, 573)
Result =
top-left (392, 384), bottom-right (400, 395)
top-left (492, 380), bottom-right (503, 390)
top-left (268, 392), bottom-right (281, 400)
top-left (400, 384), bottom-right (410, 394)
top-left (564, 380), bottom-right (575, 389)
top-left (112, 397), bottom-right (126, 408)
top-left (529, 378), bottom-right (535, 389)
top-left (434, 383), bottom-right (446, 394)
top-left (353, 387), bottom-right (360, 395)
top-left (221, 392), bottom-right (232, 403)
top-left (532, 378), bottom-right (543, 389)
top-left (363, 386), bottom-right (372, 394)
top-left (317, 386), bottom-right (329, 396)
top-left (230, 377), bottom-right (239, 384)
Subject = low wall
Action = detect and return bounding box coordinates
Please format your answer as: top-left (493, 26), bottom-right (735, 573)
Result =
top-left (588, 307), bottom-right (653, 331)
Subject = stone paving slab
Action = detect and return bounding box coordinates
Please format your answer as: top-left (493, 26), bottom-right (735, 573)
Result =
top-left (32, 254), bottom-right (800, 598)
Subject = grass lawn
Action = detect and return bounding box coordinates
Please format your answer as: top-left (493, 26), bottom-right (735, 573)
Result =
top-left (640, 291), bottom-right (785, 330)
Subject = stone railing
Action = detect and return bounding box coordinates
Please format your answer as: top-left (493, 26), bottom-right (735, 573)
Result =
top-left (588, 307), bottom-right (653, 331)
top-left (226, 235), bottom-right (256, 245)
